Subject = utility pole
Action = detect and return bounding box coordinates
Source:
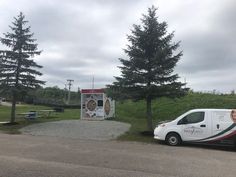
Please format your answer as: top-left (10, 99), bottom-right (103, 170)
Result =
top-left (64, 84), bottom-right (67, 103)
top-left (67, 79), bottom-right (74, 105)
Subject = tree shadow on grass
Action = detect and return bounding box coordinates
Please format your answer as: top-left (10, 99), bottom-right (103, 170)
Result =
top-left (140, 130), bottom-right (153, 137)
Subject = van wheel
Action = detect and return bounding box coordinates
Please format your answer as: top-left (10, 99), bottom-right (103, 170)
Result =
top-left (166, 133), bottom-right (181, 146)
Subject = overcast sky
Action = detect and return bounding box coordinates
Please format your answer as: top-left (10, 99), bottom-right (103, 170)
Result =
top-left (0, 0), bottom-right (236, 93)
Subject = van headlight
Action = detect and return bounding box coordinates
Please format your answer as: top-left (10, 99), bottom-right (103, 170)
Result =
top-left (156, 123), bottom-right (166, 128)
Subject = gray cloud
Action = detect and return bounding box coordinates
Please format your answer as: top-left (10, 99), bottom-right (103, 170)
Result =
top-left (168, 0), bottom-right (236, 92)
top-left (1, 0), bottom-right (236, 92)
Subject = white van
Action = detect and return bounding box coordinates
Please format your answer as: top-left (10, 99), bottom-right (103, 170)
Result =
top-left (154, 109), bottom-right (236, 146)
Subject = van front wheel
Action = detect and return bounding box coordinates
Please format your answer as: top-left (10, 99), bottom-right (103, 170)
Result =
top-left (166, 133), bottom-right (181, 146)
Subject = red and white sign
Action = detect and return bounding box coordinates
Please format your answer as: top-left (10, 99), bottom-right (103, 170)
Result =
top-left (81, 89), bottom-right (104, 94)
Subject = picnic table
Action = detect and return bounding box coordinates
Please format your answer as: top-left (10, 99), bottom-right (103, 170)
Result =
top-left (17, 111), bottom-right (39, 119)
top-left (17, 110), bottom-right (55, 120)
top-left (38, 110), bottom-right (55, 117)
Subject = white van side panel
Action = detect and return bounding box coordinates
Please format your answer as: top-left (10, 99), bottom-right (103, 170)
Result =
top-left (192, 110), bottom-right (236, 143)
top-left (180, 110), bottom-right (211, 141)
top-left (212, 111), bottom-right (231, 132)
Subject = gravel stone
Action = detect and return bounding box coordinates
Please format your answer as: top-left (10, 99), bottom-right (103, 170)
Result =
top-left (20, 120), bottom-right (131, 140)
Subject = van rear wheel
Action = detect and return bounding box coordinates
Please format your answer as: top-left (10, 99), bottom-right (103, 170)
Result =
top-left (166, 133), bottom-right (181, 146)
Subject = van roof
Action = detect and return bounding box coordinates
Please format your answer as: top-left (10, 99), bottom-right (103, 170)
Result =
top-left (189, 109), bottom-right (232, 112)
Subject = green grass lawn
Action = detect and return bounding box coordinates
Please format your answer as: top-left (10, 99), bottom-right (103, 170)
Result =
top-left (1, 92), bottom-right (236, 142)
top-left (0, 104), bottom-right (80, 134)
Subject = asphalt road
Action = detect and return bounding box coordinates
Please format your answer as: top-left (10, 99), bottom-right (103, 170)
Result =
top-left (0, 133), bottom-right (235, 177)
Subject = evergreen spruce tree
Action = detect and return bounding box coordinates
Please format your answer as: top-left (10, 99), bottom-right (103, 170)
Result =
top-left (0, 12), bottom-right (45, 123)
top-left (109, 6), bottom-right (188, 131)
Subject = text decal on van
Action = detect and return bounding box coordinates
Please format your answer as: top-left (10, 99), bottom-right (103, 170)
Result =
top-left (184, 127), bottom-right (203, 135)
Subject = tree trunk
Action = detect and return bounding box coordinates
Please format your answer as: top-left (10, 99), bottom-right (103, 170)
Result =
top-left (146, 97), bottom-right (153, 131)
top-left (10, 92), bottom-right (16, 123)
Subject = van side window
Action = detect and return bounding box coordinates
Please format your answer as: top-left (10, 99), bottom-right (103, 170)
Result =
top-left (178, 112), bottom-right (205, 125)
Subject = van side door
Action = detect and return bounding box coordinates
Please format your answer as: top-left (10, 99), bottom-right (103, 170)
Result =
top-left (211, 111), bottom-right (235, 145)
top-left (178, 111), bottom-right (210, 141)
top-left (211, 111), bottom-right (231, 133)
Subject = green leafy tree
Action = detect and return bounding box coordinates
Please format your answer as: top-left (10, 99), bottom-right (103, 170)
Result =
top-left (109, 6), bottom-right (188, 131)
top-left (24, 86), bottom-right (81, 106)
top-left (0, 12), bottom-right (44, 123)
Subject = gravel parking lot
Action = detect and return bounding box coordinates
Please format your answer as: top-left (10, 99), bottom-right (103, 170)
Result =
top-left (4, 120), bottom-right (235, 177)
top-left (20, 120), bottom-right (131, 140)
top-left (0, 133), bottom-right (235, 177)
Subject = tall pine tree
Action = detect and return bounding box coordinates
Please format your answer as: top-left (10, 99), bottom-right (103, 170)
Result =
top-left (109, 6), bottom-right (188, 131)
top-left (0, 12), bottom-right (45, 123)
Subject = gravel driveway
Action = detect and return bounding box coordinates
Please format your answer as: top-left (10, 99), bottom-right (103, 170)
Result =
top-left (20, 120), bottom-right (131, 140)
top-left (0, 133), bottom-right (235, 177)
